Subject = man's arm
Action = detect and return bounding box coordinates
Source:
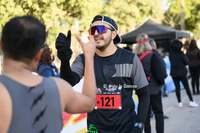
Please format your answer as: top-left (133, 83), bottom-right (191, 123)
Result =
top-left (135, 86), bottom-right (150, 123)
top-left (60, 60), bottom-right (80, 86)
top-left (56, 35), bottom-right (96, 114)
top-left (56, 31), bottom-right (81, 86)
top-left (132, 86), bottom-right (149, 133)
top-left (131, 54), bottom-right (150, 132)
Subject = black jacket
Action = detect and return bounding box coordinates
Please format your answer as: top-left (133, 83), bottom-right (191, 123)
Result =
top-left (186, 46), bottom-right (200, 67)
top-left (169, 41), bottom-right (189, 77)
top-left (152, 50), bottom-right (167, 79)
top-left (138, 52), bottom-right (164, 95)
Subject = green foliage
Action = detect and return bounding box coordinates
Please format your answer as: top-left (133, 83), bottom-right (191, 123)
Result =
top-left (164, 0), bottom-right (200, 34)
top-left (73, 0), bottom-right (104, 31)
top-left (162, 10), bottom-right (181, 29)
top-left (0, 0), bottom-right (24, 30)
top-left (0, 0), bottom-right (103, 43)
top-left (101, 0), bottom-right (165, 34)
top-left (1, 0), bottom-right (199, 59)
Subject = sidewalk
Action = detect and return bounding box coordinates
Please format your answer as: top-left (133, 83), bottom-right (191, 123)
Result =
top-left (150, 88), bottom-right (200, 133)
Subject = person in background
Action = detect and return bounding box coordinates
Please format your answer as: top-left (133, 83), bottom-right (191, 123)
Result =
top-left (0, 15), bottom-right (96, 133)
top-left (169, 40), bottom-right (198, 108)
top-left (56, 15), bottom-right (150, 133)
top-left (149, 38), bottom-right (167, 96)
top-left (186, 39), bottom-right (200, 95)
top-left (133, 33), bottom-right (164, 133)
top-left (36, 47), bottom-right (60, 77)
top-left (148, 38), bottom-right (169, 120)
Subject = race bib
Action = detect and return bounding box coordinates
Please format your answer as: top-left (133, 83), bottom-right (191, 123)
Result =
top-left (95, 86), bottom-right (122, 110)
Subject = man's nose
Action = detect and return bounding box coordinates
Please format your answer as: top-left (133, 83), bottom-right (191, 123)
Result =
top-left (94, 29), bottom-right (99, 35)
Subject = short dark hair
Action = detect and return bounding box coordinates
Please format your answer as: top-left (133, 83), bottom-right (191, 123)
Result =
top-left (1, 15), bottom-right (46, 62)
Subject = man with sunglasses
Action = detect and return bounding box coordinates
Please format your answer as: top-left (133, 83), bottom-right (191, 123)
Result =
top-left (56, 15), bottom-right (150, 133)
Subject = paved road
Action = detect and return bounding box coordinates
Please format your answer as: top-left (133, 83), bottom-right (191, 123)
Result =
top-left (150, 88), bottom-right (200, 133)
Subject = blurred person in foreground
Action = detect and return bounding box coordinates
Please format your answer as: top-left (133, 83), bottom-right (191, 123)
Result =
top-left (36, 47), bottom-right (60, 77)
top-left (186, 39), bottom-right (200, 95)
top-left (169, 40), bottom-right (198, 108)
top-left (0, 15), bottom-right (96, 133)
top-left (133, 33), bottom-right (165, 133)
top-left (56, 15), bottom-right (150, 133)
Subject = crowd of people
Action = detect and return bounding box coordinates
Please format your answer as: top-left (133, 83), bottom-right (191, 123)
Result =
top-left (0, 14), bottom-right (199, 133)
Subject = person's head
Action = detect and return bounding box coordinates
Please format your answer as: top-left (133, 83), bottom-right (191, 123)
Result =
top-left (149, 38), bottom-right (157, 50)
top-left (40, 47), bottom-right (54, 64)
top-left (133, 33), bottom-right (152, 54)
top-left (171, 40), bottom-right (183, 51)
top-left (89, 15), bottom-right (122, 51)
top-left (163, 52), bottom-right (169, 57)
top-left (190, 39), bottom-right (197, 47)
top-left (1, 15), bottom-right (46, 64)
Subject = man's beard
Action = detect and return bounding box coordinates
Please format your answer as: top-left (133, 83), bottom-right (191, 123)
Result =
top-left (96, 34), bottom-right (112, 51)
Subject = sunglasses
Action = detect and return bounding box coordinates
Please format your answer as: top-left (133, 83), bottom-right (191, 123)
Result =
top-left (89, 25), bottom-right (114, 35)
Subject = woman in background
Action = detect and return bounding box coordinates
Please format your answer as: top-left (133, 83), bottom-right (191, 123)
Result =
top-left (37, 47), bottom-right (60, 77)
top-left (169, 40), bottom-right (198, 108)
top-left (186, 39), bottom-right (200, 95)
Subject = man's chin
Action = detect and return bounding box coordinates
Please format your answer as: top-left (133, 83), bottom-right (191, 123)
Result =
top-left (96, 45), bottom-right (106, 51)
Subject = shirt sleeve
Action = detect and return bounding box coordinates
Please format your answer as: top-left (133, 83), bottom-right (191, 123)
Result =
top-left (131, 55), bottom-right (149, 89)
top-left (71, 55), bottom-right (85, 78)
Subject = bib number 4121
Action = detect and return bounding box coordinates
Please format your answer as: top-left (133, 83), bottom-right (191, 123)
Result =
top-left (95, 95), bottom-right (122, 109)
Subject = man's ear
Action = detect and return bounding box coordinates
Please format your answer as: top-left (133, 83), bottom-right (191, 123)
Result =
top-left (112, 31), bottom-right (117, 40)
top-left (34, 48), bottom-right (43, 62)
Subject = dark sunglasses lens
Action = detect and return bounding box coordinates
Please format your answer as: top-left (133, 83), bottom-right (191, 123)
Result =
top-left (96, 26), bottom-right (107, 34)
top-left (89, 27), bottom-right (96, 35)
top-left (89, 26), bottom-right (107, 35)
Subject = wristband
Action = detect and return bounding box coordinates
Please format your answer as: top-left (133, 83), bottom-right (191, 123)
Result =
top-left (134, 122), bottom-right (145, 131)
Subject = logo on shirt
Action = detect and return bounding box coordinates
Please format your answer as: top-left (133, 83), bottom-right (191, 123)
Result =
top-left (88, 124), bottom-right (98, 133)
top-left (96, 88), bottom-right (102, 94)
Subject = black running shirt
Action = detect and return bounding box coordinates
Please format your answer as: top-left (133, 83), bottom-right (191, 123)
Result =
top-left (71, 47), bottom-right (148, 133)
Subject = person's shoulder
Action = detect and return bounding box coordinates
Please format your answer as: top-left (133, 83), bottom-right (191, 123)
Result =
top-left (39, 64), bottom-right (51, 69)
top-left (51, 77), bottom-right (71, 90)
top-left (194, 47), bottom-right (200, 52)
top-left (148, 51), bottom-right (156, 59)
top-left (153, 51), bottom-right (163, 58)
top-left (37, 61), bottom-right (42, 66)
top-left (152, 50), bottom-right (159, 55)
top-left (36, 61), bottom-right (42, 70)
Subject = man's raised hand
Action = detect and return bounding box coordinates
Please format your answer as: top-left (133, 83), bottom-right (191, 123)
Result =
top-left (75, 35), bottom-right (96, 58)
